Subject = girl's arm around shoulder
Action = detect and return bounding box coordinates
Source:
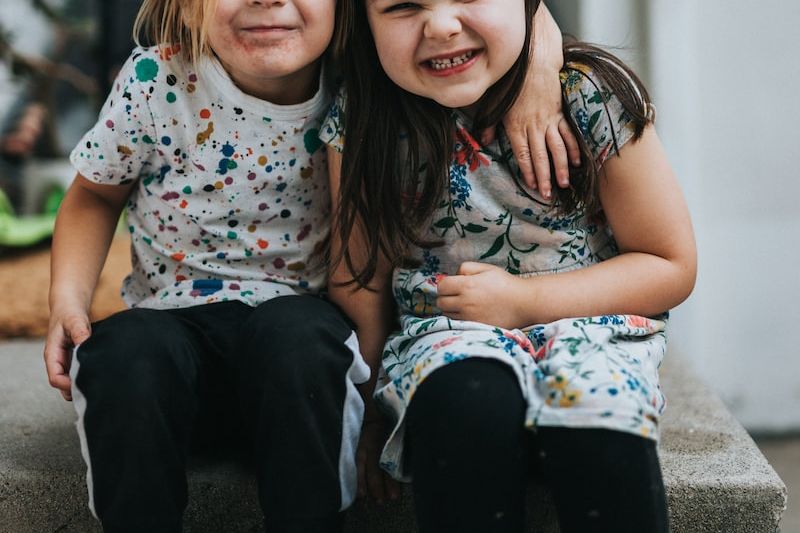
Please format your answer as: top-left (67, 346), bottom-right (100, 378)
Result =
top-left (493, 3), bottom-right (581, 195)
top-left (327, 148), bottom-right (400, 503)
top-left (437, 126), bottom-right (696, 328)
top-left (45, 174), bottom-right (134, 400)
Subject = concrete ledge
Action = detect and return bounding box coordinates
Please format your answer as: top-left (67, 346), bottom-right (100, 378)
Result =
top-left (0, 340), bottom-right (787, 532)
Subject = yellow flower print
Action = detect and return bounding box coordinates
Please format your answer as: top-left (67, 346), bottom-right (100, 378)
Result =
top-left (559, 390), bottom-right (583, 408)
top-left (547, 369), bottom-right (570, 391)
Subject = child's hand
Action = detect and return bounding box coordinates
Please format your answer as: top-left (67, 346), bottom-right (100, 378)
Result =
top-left (357, 418), bottom-right (401, 505)
top-left (44, 307), bottom-right (91, 401)
top-left (501, 83), bottom-right (581, 197)
top-left (436, 262), bottom-right (524, 329)
top-left (480, 4), bottom-right (580, 198)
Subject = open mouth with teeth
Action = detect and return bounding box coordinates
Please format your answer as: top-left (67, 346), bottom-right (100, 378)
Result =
top-left (426, 50), bottom-right (479, 72)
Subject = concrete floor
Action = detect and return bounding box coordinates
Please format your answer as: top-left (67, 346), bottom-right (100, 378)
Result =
top-left (2, 337), bottom-right (797, 530)
top-left (756, 436), bottom-right (799, 532)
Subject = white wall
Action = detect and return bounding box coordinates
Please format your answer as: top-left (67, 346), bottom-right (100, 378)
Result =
top-left (567, 0), bottom-right (800, 432)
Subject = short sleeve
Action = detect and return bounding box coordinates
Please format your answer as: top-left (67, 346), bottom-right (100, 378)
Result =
top-left (561, 63), bottom-right (638, 167)
top-left (69, 48), bottom-right (159, 185)
top-left (318, 86), bottom-right (346, 153)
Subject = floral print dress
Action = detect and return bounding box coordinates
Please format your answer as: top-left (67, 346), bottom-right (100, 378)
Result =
top-left (321, 64), bottom-right (668, 481)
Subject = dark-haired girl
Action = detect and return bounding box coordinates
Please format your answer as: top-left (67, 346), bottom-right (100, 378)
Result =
top-left (324, 0), bottom-right (696, 531)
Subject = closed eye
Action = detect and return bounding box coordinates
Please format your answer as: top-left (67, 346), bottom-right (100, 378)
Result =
top-left (384, 2), bottom-right (420, 13)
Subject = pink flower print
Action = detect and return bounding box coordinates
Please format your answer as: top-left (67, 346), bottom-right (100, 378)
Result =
top-left (431, 336), bottom-right (459, 351)
top-left (531, 338), bottom-right (555, 362)
top-left (503, 330), bottom-right (538, 359)
top-left (626, 315), bottom-right (652, 330)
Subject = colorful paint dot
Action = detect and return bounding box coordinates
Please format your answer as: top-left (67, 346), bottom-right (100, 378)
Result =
top-left (248, 225), bottom-right (257, 233)
top-left (142, 135), bottom-right (155, 144)
top-left (227, 231), bottom-right (237, 239)
top-left (280, 209), bottom-right (291, 218)
top-left (166, 74), bottom-right (177, 86)
top-left (161, 136), bottom-right (172, 145)
top-left (224, 177), bottom-right (233, 185)
top-left (247, 172), bottom-right (256, 181)
top-left (187, 84), bottom-right (196, 93)
top-left (189, 74), bottom-right (198, 82)
top-left (203, 184), bottom-right (215, 192)
top-left (135, 58), bottom-right (159, 82)
top-left (105, 120), bottom-right (114, 128)
top-left (257, 239), bottom-right (269, 249)
top-left (258, 203), bottom-right (267, 211)
top-left (258, 155), bottom-right (268, 166)
top-left (200, 108), bottom-right (211, 119)
top-left (304, 128), bottom-right (322, 154)
top-left (166, 92), bottom-right (177, 103)
top-left (214, 181), bottom-right (224, 189)
top-left (182, 186), bottom-right (192, 194)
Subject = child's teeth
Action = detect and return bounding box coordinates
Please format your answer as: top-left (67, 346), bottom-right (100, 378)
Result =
top-left (429, 51), bottom-right (473, 70)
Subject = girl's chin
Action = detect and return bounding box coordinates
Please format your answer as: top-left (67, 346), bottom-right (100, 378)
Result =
top-left (430, 94), bottom-right (482, 109)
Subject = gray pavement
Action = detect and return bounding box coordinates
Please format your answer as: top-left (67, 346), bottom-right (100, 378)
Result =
top-left (0, 338), bottom-right (789, 532)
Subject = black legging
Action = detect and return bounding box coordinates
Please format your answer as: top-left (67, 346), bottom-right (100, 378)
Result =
top-left (405, 359), bottom-right (669, 533)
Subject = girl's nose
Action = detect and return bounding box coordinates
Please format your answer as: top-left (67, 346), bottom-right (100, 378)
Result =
top-left (423, 6), bottom-right (462, 42)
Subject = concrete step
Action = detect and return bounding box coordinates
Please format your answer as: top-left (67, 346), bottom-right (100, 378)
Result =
top-left (0, 339), bottom-right (787, 532)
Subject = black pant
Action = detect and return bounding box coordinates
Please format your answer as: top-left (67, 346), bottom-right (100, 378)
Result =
top-left (405, 359), bottom-right (669, 533)
top-left (72, 296), bottom-right (363, 533)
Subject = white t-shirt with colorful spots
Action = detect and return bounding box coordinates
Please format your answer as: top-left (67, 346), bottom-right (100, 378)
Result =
top-left (70, 46), bottom-right (331, 309)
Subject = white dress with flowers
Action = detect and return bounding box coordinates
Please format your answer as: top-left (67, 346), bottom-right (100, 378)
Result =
top-left (321, 65), bottom-right (668, 481)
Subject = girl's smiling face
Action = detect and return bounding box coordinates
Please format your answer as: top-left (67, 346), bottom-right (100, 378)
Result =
top-left (366, 0), bottom-right (527, 109)
top-left (206, 0), bottom-right (335, 104)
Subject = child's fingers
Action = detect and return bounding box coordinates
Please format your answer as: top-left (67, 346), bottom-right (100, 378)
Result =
top-left (356, 449), bottom-right (367, 499)
top-left (366, 460), bottom-right (386, 504)
top-left (43, 344), bottom-right (72, 400)
top-left (385, 474), bottom-right (401, 501)
top-left (457, 261), bottom-right (496, 276)
top-left (65, 316), bottom-right (92, 346)
top-left (529, 134), bottom-right (553, 200)
top-left (435, 276), bottom-right (461, 296)
top-left (545, 125), bottom-right (569, 189)
top-left (435, 295), bottom-right (461, 315)
top-left (505, 127), bottom-right (536, 189)
top-left (559, 117), bottom-right (581, 167)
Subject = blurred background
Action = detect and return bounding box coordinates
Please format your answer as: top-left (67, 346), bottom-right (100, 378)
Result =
top-left (0, 0), bottom-right (798, 527)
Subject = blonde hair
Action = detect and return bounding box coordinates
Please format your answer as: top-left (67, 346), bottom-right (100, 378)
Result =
top-left (133, 0), bottom-right (218, 64)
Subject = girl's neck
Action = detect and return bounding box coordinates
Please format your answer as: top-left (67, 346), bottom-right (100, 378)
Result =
top-left (215, 54), bottom-right (322, 106)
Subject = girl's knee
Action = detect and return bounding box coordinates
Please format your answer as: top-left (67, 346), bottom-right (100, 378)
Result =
top-left (75, 308), bottom-right (199, 399)
top-left (408, 359), bottom-right (524, 437)
top-left (241, 296), bottom-right (355, 377)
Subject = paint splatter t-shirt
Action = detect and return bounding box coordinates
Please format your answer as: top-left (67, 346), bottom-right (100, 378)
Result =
top-left (70, 46), bottom-right (331, 309)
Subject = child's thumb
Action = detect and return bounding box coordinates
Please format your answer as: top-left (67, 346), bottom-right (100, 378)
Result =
top-left (66, 317), bottom-right (92, 346)
top-left (457, 261), bottom-right (495, 276)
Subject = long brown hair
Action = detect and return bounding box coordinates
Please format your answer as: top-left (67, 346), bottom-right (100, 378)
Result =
top-left (333, 0), bottom-right (652, 288)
